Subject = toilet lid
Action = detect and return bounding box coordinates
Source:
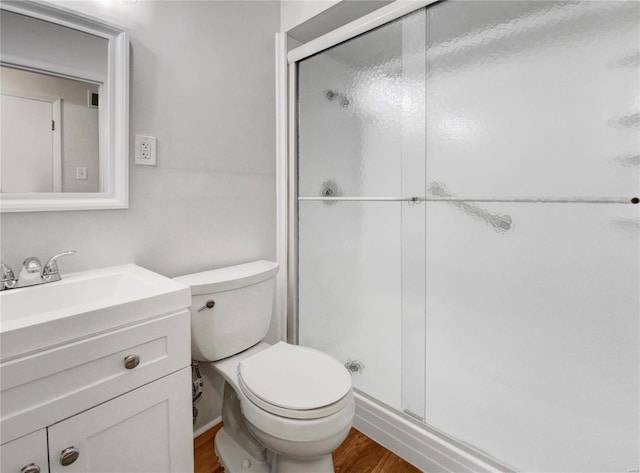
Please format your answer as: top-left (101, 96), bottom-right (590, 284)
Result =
top-left (238, 342), bottom-right (352, 419)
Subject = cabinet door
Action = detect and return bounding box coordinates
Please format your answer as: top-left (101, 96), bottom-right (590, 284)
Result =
top-left (0, 429), bottom-right (49, 473)
top-left (48, 368), bottom-right (193, 473)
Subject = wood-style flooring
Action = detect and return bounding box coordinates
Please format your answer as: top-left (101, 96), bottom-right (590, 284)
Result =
top-left (194, 423), bottom-right (224, 473)
top-left (194, 424), bottom-right (421, 473)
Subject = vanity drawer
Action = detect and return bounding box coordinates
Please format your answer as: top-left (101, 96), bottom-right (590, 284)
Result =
top-left (0, 309), bottom-right (190, 445)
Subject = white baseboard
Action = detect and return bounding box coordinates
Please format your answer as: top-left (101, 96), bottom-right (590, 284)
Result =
top-left (193, 396), bottom-right (512, 472)
top-left (353, 392), bottom-right (513, 473)
top-left (193, 416), bottom-right (222, 439)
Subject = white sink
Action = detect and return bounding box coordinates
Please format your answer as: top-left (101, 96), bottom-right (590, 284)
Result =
top-left (0, 264), bottom-right (191, 361)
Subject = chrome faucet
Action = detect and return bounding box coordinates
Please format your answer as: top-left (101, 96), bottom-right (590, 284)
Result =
top-left (13, 251), bottom-right (77, 289)
top-left (0, 262), bottom-right (17, 291)
top-left (42, 251), bottom-right (77, 283)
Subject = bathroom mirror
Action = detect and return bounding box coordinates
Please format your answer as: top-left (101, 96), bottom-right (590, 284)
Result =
top-left (0, 1), bottom-right (129, 212)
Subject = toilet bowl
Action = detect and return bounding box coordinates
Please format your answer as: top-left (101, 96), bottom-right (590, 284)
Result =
top-left (214, 341), bottom-right (354, 472)
top-left (174, 261), bottom-right (354, 473)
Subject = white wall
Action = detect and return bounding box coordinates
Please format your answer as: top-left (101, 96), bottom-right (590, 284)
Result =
top-left (280, 0), bottom-right (339, 32)
top-left (0, 0), bottom-right (279, 434)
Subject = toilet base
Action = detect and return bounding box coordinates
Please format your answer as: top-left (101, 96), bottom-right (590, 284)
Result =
top-left (212, 359), bottom-right (349, 473)
top-left (271, 454), bottom-right (335, 473)
top-left (215, 427), bottom-right (270, 473)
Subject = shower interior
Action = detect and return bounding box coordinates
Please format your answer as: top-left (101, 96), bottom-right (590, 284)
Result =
top-left (294, 1), bottom-right (640, 472)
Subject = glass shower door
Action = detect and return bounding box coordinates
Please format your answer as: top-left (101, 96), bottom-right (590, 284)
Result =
top-left (295, 1), bottom-right (639, 471)
top-left (296, 8), bottom-right (427, 420)
top-left (423, 1), bottom-right (640, 471)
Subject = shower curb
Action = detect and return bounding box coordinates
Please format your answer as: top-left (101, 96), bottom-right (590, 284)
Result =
top-left (353, 392), bottom-right (514, 473)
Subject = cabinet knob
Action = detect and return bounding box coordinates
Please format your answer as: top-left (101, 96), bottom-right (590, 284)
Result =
top-left (123, 354), bottom-right (140, 370)
top-left (60, 447), bottom-right (80, 466)
top-left (20, 464), bottom-right (41, 473)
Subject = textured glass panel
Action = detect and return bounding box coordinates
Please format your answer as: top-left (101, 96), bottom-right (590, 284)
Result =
top-left (296, 7), bottom-right (427, 420)
top-left (425, 202), bottom-right (639, 472)
top-left (297, 2), bottom-right (639, 472)
top-left (298, 200), bottom-right (426, 417)
top-left (297, 9), bottom-right (427, 199)
top-left (298, 201), bottom-right (403, 409)
top-left (426, 1), bottom-right (640, 200)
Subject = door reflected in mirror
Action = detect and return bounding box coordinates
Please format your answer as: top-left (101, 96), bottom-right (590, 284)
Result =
top-left (1, 66), bottom-right (101, 193)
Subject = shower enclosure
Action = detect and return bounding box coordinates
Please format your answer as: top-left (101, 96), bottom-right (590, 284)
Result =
top-left (289, 1), bottom-right (639, 471)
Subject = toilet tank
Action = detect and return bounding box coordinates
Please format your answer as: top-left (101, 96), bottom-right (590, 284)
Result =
top-left (174, 261), bottom-right (279, 362)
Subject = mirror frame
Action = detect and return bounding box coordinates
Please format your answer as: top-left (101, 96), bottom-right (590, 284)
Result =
top-left (0, 1), bottom-right (129, 212)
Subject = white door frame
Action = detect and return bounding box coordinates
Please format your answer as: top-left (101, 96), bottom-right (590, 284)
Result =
top-left (51, 98), bottom-right (62, 192)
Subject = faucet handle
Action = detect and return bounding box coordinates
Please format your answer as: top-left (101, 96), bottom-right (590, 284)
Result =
top-left (0, 262), bottom-right (16, 290)
top-left (42, 250), bottom-right (77, 282)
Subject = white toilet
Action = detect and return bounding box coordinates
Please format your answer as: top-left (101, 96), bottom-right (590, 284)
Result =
top-left (174, 261), bottom-right (354, 473)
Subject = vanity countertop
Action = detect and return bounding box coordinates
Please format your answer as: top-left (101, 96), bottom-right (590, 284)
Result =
top-left (0, 264), bottom-right (191, 361)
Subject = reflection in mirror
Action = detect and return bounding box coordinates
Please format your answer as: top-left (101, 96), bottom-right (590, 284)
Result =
top-left (0, 9), bottom-right (107, 194)
top-left (0, 3), bottom-right (128, 211)
top-left (1, 66), bottom-right (101, 193)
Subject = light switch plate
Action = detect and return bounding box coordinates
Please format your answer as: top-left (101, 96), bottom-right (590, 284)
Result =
top-left (134, 135), bottom-right (157, 166)
top-left (76, 167), bottom-right (88, 180)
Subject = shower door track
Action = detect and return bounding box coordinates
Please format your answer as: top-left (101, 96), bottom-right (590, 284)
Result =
top-left (287, 0), bottom-right (440, 64)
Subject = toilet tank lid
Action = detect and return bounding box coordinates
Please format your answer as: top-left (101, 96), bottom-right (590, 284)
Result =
top-left (174, 260), bottom-right (278, 295)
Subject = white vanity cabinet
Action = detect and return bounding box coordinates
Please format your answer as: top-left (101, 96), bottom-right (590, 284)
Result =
top-left (47, 368), bottom-right (192, 473)
top-left (0, 429), bottom-right (49, 473)
top-left (0, 306), bottom-right (194, 473)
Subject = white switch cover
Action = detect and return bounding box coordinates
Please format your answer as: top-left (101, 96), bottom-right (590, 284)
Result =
top-left (134, 135), bottom-right (157, 166)
top-left (76, 167), bottom-right (88, 180)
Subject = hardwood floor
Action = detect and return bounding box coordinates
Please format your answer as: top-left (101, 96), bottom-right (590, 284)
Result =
top-left (332, 428), bottom-right (421, 473)
top-left (194, 424), bottom-right (421, 473)
top-left (194, 423), bottom-right (224, 473)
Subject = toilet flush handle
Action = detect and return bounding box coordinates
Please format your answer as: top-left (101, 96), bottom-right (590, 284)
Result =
top-left (197, 299), bottom-right (215, 312)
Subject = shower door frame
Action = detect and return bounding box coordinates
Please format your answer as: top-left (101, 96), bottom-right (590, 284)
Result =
top-left (281, 1), bottom-right (513, 471)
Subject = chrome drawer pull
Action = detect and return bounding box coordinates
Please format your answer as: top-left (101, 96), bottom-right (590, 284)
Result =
top-left (123, 354), bottom-right (140, 370)
top-left (60, 447), bottom-right (80, 466)
top-left (21, 463), bottom-right (41, 473)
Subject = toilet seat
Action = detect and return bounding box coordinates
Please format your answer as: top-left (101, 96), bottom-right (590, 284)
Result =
top-left (238, 342), bottom-right (352, 420)
top-left (213, 341), bottom-right (355, 451)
